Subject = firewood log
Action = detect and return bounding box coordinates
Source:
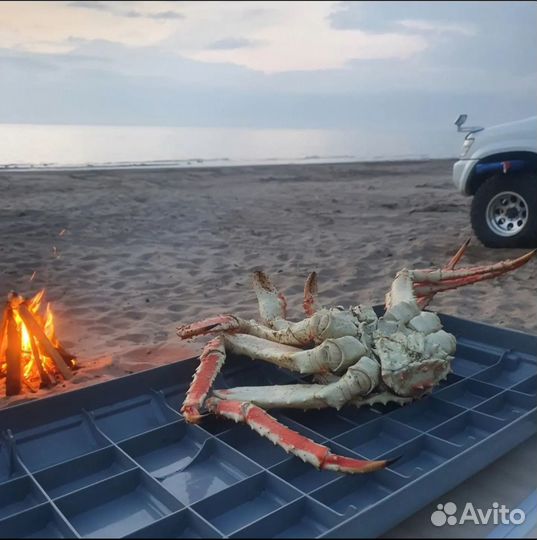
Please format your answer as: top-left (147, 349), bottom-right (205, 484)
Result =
top-left (17, 304), bottom-right (73, 380)
top-left (6, 308), bottom-right (22, 396)
top-left (0, 305), bottom-right (8, 369)
top-left (29, 335), bottom-right (54, 388)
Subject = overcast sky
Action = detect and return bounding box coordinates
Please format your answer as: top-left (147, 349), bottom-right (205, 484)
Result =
top-left (1, 1), bottom-right (536, 131)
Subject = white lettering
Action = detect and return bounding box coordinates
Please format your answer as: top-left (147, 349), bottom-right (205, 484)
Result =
top-left (476, 507), bottom-right (492, 524)
top-left (499, 505), bottom-right (511, 525)
top-left (510, 509), bottom-right (526, 525)
top-left (460, 503), bottom-right (480, 525)
top-left (432, 502), bottom-right (526, 527)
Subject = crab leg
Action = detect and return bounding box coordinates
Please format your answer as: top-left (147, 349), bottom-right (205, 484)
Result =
top-left (180, 329), bottom-right (369, 421)
top-left (387, 250), bottom-right (535, 308)
top-left (224, 333), bottom-right (369, 375)
top-left (207, 398), bottom-right (391, 473)
top-left (214, 383), bottom-right (334, 409)
top-left (411, 250), bottom-right (535, 285)
top-left (414, 270), bottom-right (510, 296)
top-left (303, 272), bottom-right (318, 316)
top-left (213, 356), bottom-right (380, 409)
top-left (178, 307), bottom-right (360, 347)
top-left (179, 314), bottom-right (307, 346)
top-left (181, 336), bottom-right (226, 423)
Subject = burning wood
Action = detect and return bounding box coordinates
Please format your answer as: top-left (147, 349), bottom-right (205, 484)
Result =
top-left (0, 290), bottom-right (77, 396)
top-left (4, 307), bottom-right (21, 396)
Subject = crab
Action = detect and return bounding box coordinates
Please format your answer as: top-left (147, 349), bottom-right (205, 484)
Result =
top-left (177, 242), bottom-right (534, 474)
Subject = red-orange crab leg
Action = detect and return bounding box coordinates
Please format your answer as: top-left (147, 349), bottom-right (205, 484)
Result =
top-left (412, 250), bottom-right (535, 299)
top-left (207, 398), bottom-right (393, 474)
top-left (181, 336), bottom-right (226, 423)
top-left (415, 270), bottom-right (509, 296)
top-left (303, 272), bottom-right (318, 316)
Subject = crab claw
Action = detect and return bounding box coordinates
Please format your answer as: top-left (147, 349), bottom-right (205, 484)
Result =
top-left (445, 237), bottom-right (471, 270)
top-left (181, 405), bottom-right (205, 424)
top-left (303, 271), bottom-right (318, 316)
top-left (253, 271), bottom-right (288, 324)
top-left (177, 314), bottom-right (240, 339)
top-left (418, 238), bottom-right (470, 308)
top-left (322, 454), bottom-right (399, 474)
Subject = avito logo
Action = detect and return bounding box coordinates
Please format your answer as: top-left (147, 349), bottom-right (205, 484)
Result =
top-left (431, 502), bottom-right (526, 527)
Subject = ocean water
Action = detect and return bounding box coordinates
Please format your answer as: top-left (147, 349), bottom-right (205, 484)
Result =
top-left (0, 123), bottom-right (458, 170)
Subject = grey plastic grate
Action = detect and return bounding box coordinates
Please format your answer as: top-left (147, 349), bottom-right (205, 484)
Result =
top-left (0, 311), bottom-right (535, 538)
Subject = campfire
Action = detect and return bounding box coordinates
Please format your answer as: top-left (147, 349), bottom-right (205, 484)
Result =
top-left (0, 290), bottom-right (77, 396)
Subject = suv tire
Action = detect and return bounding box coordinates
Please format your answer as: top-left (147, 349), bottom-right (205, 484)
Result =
top-left (471, 173), bottom-right (537, 248)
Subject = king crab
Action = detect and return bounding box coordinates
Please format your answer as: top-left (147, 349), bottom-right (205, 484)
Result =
top-left (177, 242), bottom-right (534, 474)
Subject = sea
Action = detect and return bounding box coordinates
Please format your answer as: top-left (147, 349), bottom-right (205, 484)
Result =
top-left (0, 123), bottom-right (459, 170)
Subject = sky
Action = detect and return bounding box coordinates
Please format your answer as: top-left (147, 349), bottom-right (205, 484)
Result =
top-left (0, 1), bottom-right (536, 132)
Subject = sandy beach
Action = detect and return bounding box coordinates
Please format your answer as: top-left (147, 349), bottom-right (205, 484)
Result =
top-left (1, 159), bottom-right (535, 406)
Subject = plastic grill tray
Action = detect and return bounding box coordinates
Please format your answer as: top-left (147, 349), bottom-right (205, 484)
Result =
top-left (0, 311), bottom-right (536, 538)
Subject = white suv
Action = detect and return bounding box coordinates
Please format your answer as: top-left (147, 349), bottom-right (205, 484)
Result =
top-left (453, 115), bottom-right (537, 248)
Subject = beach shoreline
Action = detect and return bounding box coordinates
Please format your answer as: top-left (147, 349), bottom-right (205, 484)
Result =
top-left (0, 155), bottom-right (455, 173)
top-left (1, 159), bottom-right (535, 407)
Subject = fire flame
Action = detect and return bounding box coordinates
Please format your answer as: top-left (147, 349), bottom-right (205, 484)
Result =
top-left (2, 289), bottom-right (74, 389)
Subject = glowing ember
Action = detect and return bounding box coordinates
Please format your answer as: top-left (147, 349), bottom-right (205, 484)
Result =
top-left (0, 290), bottom-right (76, 395)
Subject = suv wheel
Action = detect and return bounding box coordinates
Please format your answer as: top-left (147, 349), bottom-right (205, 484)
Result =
top-left (471, 173), bottom-right (537, 248)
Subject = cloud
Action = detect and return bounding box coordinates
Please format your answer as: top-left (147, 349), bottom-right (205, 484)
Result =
top-left (0, 0), bottom-right (535, 133)
top-left (68, 1), bottom-right (110, 11)
top-left (146, 10), bottom-right (184, 20)
top-left (1, 1), bottom-right (425, 72)
top-left (397, 19), bottom-right (476, 36)
top-left (207, 37), bottom-right (262, 50)
top-left (179, 2), bottom-right (428, 72)
top-left (0, 2), bottom-right (183, 53)
top-left (114, 8), bottom-right (185, 19)
top-left (68, 1), bottom-right (184, 20)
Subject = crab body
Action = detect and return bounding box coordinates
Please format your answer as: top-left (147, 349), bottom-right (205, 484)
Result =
top-left (177, 243), bottom-right (533, 474)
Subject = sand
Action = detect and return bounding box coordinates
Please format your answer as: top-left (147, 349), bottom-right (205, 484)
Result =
top-left (1, 159), bottom-right (535, 407)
